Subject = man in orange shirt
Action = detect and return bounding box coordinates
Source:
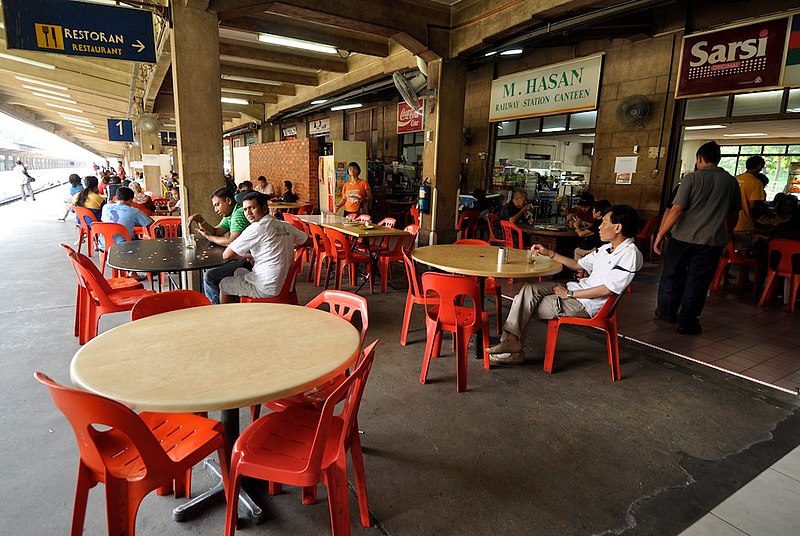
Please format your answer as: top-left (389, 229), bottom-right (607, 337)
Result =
top-left (336, 161), bottom-right (371, 217)
top-left (734, 155), bottom-right (766, 251)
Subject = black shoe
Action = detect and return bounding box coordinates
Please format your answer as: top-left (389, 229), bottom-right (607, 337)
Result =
top-left (677, 324), bottom-right (702, 335)
top-left (654, 309), bottom-right (677, 323)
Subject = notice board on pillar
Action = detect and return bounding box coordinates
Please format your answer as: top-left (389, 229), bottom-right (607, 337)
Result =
top-left (2, 0), bottom-right (156, 63)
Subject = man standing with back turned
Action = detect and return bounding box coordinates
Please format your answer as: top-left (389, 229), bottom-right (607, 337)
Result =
top-left (654, 141), bottom-right (741, 335)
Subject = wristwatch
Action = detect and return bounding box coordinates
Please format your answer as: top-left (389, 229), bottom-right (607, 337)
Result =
top-left (566, 289), bottom-right (574, 299)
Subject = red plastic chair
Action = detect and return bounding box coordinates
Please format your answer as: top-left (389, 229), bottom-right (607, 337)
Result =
top-left (377, 224), bottom-right (420, 293)
top-left (420, 272), bottom-right (490, 392)
top-left (225, 340), bottom-right (379, 535)
top-left (308, 223), bottom-right (340, 287)
top-left (457, 209), bottom-right (481, 240)
top-left (73, 206), bottom-right (98, 256)
top-left (149, 217), bottom-right (181, 239)
top-left (152, 196), bottom-right (171, 209)
top-left (240, 251), bottom-right (304, 305)
top-left (484, 213), bottom-right (505, 246)
top-left (251, 290), bottom-right (370, 420)
top-left (377, 217), bottom-right (396, 228)
top-left (543, 292), bottom-right (626, 381)
top-left (131, 290), bottom-right (210, 321)
top-left (65, 247), bottom-right (154, 344)
top-left (709, 241), bottom-right (759, 295)
top-left (355, 214), bottom-right (372, 223)
top-left (454, 239), bottom-right (504, 335)
top-left (298, 203), bottom-right (314, 215)
top-left (326, 227), bottom-right (373, 293)
top-left (61, 244), bottom-right (143, 340)
top-left (90, 222), bottom-right (132, 277)
top-left (500, 220), bottom-right (525, 249)
top-left (409, 205), bottom-right (421, 226)
top-left (758, 239), bottom-right (800, 313)
top-left (400, 250), bottom-right (427, 346)
top-left (636, 215), bottom-right (662, 261)
top-left (35, 372), bottom-right (229, 536)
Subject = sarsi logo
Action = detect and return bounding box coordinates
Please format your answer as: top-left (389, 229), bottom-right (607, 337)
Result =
top-left (689, 29), bottom-right (769, 67)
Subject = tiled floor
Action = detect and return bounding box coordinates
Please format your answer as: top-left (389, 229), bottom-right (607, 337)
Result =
top-left (615, 259), bottom-right (800, 394)
top-left (681, 445), bottom-right (800, 536)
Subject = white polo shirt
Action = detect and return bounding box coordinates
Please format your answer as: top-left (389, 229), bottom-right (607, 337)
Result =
top-left (566, 238), bottom-right (643, 316)
top-left (228, 214), bottom-right (308, 296)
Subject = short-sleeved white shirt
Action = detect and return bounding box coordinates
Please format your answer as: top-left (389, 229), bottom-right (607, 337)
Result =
top-left (566, 238), bottom-right (643, 316)
top-left (228, 214), bottom-right (308, 296)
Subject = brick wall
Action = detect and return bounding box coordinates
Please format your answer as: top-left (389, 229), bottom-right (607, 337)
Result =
top-left (249, 138), bottom-right (320, 206)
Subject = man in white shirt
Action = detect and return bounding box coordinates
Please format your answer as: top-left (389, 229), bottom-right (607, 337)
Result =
top-left (219, 192), bottom-right (310, 302)
top-left (254, 176), bottom-right (275, 197)
top-left (14, 160), bottom-right (36, 201)
top-left (488, 204), bottom-right (643, 364)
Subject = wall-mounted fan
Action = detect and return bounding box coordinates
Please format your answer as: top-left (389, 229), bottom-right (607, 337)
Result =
top-left (137, 113), bottom-right (160, 133)
top-left (393, 56), bottom-right (434, 111)
top-left (616, 95), bottom-right (651, 127)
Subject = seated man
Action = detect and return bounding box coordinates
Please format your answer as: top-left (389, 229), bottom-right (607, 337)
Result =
top-left (499, 189), bottom-right (535, 225)
top-left (234, 180), bottom-right (254, 204)
top-left (488, 204), bottom-right (643, 365)
top-left (187, 187), bottom-right (251, 303)
top-left (219, 192), bottom-right (310, 302)
top-left (569, 199), bottom-right (612, 260)
top-left (101, 186), bottom-right (153, 240)
top-left (281, 180), bottom-right (299, 203)
top-left (255, 175), bottom-right (275, 197)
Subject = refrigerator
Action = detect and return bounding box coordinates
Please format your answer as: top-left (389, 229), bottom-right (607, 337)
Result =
top-left (318, 141), bottom-right (367, 214)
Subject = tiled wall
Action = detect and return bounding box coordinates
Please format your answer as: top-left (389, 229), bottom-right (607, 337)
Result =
top-left (249, 138), bottom-right (320, 205)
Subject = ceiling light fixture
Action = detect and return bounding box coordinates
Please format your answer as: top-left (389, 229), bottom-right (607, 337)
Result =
top-left (0, 52), bottom-right (56, 69)
top-left (787, 107), bottom-right (800, 113)
top-left (685, 125), bottom-right (727, 130)
top-left (500, 49), bottom-right (524, 56)
top-left (723, 133), bottom-right (768, 137)
top-left (74, 126), bottom-right (98, 133)
top-left (33, 92), bottom-right (77, 104)
top-left (578, 133), bottom-right (595, 137)
top-left (15, 76), bottom-right (68, 90)
top-left (22, 85), bottom-right (71, 98)
top-left (484, 51), bottom-right (497, 57)
top-left (222, 88), bottom-right (264, 96)
top-left (221, 74), bottom-right (282, 86)
top-left (330, 103), bottom-right (363, 111)
top-left (59, 113), bottom-right (92, 124)
top-left (311, 99), bottom-right (328, 105)
top-left (541, 126), bottom-right (566, 132)
top-left (46, 102), bottom-right (83, 113)
top-left (257, 33), bottom-right (337, 55)
top-left (221, 96), bottom-right (250, 105)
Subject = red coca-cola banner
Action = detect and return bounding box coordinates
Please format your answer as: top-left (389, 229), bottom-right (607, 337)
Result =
top-left (677, 17), bottom-right (789, 98)
top-left (396, 99), bottom-right (425, 133)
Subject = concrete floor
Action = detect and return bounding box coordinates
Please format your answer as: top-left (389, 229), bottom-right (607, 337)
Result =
top-left (2, 186), bottom-right (799, 535)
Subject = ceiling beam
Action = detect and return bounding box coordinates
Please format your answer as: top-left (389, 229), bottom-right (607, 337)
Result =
top-left (0, 103), bottom-right (111, 156)
top-left (218, 40), bottom-right (348, 73)
top-left (221, 79), bottom-right (296, 96)
top-left (0, 85), bottom-right (128, 115)
top-left (221, 15), bottom-right (389, 58)
top-left (220, 62), bottom-right (318, 86)
top-left (0, 60), bottom-right (131, 100)
top-left (143, 28), bottom-right (173, 113)
top-left (210, 0), bottom-right (275, 20)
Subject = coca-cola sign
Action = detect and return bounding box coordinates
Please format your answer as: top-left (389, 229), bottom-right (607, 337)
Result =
top-left (397, 99), bottom-right (424, 134)
top-left (677, 17), bottom-right (789, 98)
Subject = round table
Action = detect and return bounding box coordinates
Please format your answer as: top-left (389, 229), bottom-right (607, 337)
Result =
top-left (107, 237), bottom-right (226, 289)
top-left (71, 303), bottom-right (361, 522)
top-left (412, 244), bottom-right (563, 279)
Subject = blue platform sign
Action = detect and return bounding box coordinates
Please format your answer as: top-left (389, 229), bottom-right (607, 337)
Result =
top-left (107, 119), bottom-right (134, 142)
top-left (2, 0), bottom-right (156, 63)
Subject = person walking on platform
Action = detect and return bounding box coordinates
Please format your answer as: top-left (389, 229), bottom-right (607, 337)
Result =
top-left (14, 160), bottom-right (36, 201)
top-left (653, 141), bottom-right (741, 335)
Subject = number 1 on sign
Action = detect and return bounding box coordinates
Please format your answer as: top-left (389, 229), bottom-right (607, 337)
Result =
top-left (115, 121), bottom-right (124, 135)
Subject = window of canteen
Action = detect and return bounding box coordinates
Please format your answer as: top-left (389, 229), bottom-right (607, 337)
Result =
top-left (720, 144), bottom-right (800, 199)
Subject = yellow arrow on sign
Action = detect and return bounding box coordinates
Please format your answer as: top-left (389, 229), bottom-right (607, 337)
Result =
top-left (133, 40), bottom-right (145, 52)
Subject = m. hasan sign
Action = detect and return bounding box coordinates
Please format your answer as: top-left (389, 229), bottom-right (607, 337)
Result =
top-left (676, 17), bottom-right (789, 98)
top-left (489, 55), bottom-right (603, 122)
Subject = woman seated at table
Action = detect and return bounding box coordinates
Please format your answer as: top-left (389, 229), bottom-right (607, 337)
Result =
top-left (130, 182), bottom-right (156, 215)
top-left (487, 204), bottom-right (643, 365)
top-left (280, 180), bottom-right (299, 203)
top-left (219, 192), bottom-right (310, 303)
top-left (73, 175), bottom-right (105, 220)
top-left (569, 199), bottom-right (611, 260)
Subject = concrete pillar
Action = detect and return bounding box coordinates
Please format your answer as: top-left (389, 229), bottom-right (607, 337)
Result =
top-left (170, 2), bottom-right (223, 228)
top-left (140, 130), bottom-right (163, 194)
top-left (420, 59), bottom-right (467, 245)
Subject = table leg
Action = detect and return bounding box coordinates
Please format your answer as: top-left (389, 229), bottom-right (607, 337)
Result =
top-left (476, 277), bottom-right (485, 360)
top-left (171, 408), bottom-right (265, 524)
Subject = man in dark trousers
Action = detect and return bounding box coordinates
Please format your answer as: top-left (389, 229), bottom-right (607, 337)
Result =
top-left (653, 141), bottom-right (741, 335)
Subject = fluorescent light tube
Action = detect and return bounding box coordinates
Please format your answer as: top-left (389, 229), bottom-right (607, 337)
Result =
top-left (500, 49), bottom-right (523, 56)
top-left (311, 99), bottom-right (328, 105)
top-left (0, 53), bottom-right (56, 69)
top-left (221, 96), bottom-right (250, 105)
top-left (221, 74), bottom-right (282, 86)
top-left (257, 33), bottom-right (337, 55)
top-left (330, 103), bottom-right (363, 111)
top-left (47, 103), bottom-right (83, 112)
top-left (34, 92), bottom-right (77, 104)
top-left (685, 125), bottom-right (726, 130)
top-left (723, 133), bottom-right (768, 137)
top-left (15, 76), bottom-right (67, 90)
top-left (222, 88), bottom-right (263, 96)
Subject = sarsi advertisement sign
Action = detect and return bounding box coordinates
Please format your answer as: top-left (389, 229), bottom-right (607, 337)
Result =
top-left (489, 55), bottom-right (603, 122)
top-left (676, 17), bottom-right (789, 98)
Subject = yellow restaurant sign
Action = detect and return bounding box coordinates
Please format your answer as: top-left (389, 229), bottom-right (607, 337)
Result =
top-left (489, 54), bottom-right (604, 122)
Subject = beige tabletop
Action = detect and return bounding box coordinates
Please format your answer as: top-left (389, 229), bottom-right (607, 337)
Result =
top-left (70, 304), bottom-right (361, 413)
top-left (518, 224), bottom-right (577, 237)
top-left (412, 244), bottom-right (563, 278)
top-left (322, 221), bottom-right (410, 238)
top-left (268, 201), bottom-right (306, 210)
top-left (296, 213), bottom-right (346, 225)
top-left (151, 214), bottom-right (179, 221)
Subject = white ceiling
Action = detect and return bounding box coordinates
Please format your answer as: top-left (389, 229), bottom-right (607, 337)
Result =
top-left (682, 118), bottom-right (800, 142)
